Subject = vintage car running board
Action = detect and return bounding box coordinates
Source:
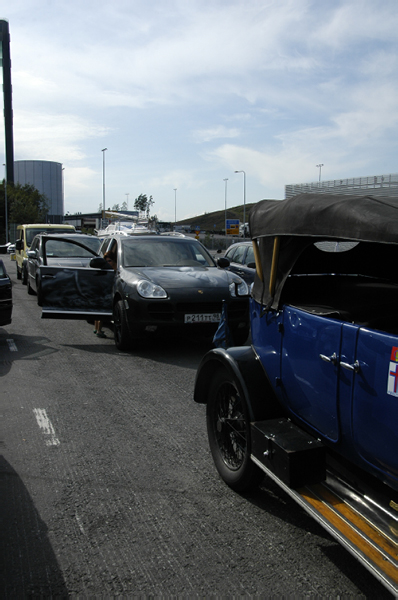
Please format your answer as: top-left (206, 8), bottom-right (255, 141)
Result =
top-left (251, 453), bottom-right (398, 595)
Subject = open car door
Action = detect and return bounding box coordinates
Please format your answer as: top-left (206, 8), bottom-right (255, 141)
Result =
top-left (40, 265), bottom-right (114, 319)
top-left (38, 237), bottom-right (114, 320)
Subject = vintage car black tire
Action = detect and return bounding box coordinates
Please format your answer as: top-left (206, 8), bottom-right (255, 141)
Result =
top-left (113, 300), bottom-right (132, 351)
top-left (206, 367), bottom-right (264, 491)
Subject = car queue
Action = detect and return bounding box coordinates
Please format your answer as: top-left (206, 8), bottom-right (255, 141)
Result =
top-left (6, 226), bottom-right (251, 350)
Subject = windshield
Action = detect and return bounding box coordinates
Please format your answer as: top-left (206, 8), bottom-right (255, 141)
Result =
top-left (45, 238), bottom-right (99, 258)
top-left (26, 228), bottom-right (75, 246)
top-left (122, 239), bottom-right (215, 268)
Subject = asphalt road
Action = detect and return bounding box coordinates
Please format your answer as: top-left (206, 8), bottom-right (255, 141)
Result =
top-left (0, 253), bottom-right (392, 598)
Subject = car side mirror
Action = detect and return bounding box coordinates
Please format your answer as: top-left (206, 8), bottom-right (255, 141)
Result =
top-left (90, 257), bottom-right (112, 270)
top-left (247, 262), bottom-right (256, 269)
top-left (15, 240), bottom-right (23, 251)
top-left (217, 257), bottom-right (230, 269)
top-left (27, 250), bottom-right (37, 259)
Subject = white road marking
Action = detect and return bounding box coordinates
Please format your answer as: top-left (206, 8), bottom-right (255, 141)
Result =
top-left (6, 339), bottom-right (17, 351)
top-left (75, 512), bottom-right (85, 535)
top-left (33, 408), bottom-right (60, 446)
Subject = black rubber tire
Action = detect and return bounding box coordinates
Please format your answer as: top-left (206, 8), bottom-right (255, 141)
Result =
top-left (16, 265), bottom-right (22, 280)
top-left (36, 279), bottom-right (43, 306)
top-left (113, 300), bottom-right (132, 351)
top-left (27, 277), bottom-right (36, 295)
top-left (22, 265), bottom-right (28, 285)
top-left (206, 367), bottom-right (264, 491)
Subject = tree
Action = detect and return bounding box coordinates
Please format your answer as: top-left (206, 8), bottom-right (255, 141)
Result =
top-left (134, 194), bottom-right (155, 218)
top-left (0, 181), bottom-right (49, 243)
top-left (112, 203), bottom-right (120, 212)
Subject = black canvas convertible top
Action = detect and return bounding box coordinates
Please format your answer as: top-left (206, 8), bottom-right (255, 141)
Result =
top-left (249, 194), bottom-right (398, 309)
top-left (249, 194), bottom-right (398, 243)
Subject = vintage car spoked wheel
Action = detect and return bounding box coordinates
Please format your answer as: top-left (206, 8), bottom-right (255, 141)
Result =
top-left (206, 369), bottom-right (263, 491)
top-left (113, 300), bottom-right (132, 351)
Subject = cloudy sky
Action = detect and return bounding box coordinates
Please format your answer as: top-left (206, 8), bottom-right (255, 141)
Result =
top-left (2, 0), bottom-right (398, 222)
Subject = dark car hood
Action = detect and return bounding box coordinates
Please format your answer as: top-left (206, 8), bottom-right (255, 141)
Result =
top-left (122, 265), bottom-right (239, 289)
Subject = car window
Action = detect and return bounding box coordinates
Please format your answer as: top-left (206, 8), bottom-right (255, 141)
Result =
top-left (246, 246), bottom-right (255, 265)
top-left (99, 238), bottom-right (112, 255)
top-left (30, 238), bottom-right (39, 252)
top-left (25, 228), bottom-right (73, 246)
top-left (75, 237), bottom-right (101, 253)
top-left (232, 245), bottom-right (247, 265)
top-left (122, 240), bottom-right (214, 267)
top-left (45, 239), bottom-right (96, 258)
top-left (225, 246), bottom-right (237, 261)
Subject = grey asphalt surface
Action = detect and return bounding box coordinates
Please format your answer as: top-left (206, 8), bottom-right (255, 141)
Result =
top-left (0, 253), bottom-right (392, 598)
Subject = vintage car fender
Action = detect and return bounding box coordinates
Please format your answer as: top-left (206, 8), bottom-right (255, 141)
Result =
top-left (194, 345), bottom-right (283, 422)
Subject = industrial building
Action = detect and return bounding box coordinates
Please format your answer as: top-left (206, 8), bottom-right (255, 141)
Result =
top-left (285, 173), bottom-right (398, 199)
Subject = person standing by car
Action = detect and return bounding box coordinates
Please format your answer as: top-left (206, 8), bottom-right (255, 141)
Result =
top-left (94, 250), bottom-right (117, 338)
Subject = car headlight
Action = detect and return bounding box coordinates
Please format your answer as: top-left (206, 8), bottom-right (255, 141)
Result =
top-left (229, 279), bottom-right (249, 297)
top-left (137, 279), bottom-right (167, 299)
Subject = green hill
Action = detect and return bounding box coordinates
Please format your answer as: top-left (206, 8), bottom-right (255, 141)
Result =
top-left (176, 203), bottom-right (257, 232)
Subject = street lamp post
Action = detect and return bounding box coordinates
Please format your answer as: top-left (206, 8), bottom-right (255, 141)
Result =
top-left (3, 163), bottom-right (8, 243)
top-left (235, 170), bottom-right (246, 237)
top-left (316, 163), bottom-right (324, 183)
top-left (174, 188), bottom-right (177, 227)
top-left (223, 178), bottom-right (228, 235)
top-left (102, 148), bottom-right (107, 222)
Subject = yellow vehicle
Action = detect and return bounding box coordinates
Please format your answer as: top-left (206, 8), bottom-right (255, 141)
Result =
top-left (15, 223), bottom-right (76, 284)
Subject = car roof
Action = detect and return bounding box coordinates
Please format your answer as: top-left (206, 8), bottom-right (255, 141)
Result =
top-left (115, 235), bottom-right (199, 243)
top-left (34, 233), bottom-right (97, 239)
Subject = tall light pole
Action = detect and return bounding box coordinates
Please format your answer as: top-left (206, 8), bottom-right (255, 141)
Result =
top-left (223, 178), bottom-right (228, 235)
top-left (316, 163), bottom-right (324, 183)
top-left (174, 188), bottom-right (177, 227)
top-left (235, 170), bottom-right (246, 237)
top-left (102, 148), bottom-right (107, 218)
top-left (3, 163), bottom-right (8, 243)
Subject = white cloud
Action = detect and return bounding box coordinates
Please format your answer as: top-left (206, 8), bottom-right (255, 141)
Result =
top-left (3, 0), bottom-right (398, 219)
top-left (14, 111), bottom-right (110, 162)
top-left (193, 126), bottom-right (240, 143)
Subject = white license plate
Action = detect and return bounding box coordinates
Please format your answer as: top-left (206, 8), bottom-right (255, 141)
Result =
top-left (184, 313), bottom-right (221, 323)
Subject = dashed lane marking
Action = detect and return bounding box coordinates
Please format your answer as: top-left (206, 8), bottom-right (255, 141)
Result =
top-left (33, 408), bottom-right (60, 446)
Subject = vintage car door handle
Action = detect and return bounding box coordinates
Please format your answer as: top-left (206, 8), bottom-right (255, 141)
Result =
top-left (41, 274), bottom-right (56, 279)
top-left (319, 352), bottom-right (337, 364)
top-left (340, 360), bottom-right (360, 373)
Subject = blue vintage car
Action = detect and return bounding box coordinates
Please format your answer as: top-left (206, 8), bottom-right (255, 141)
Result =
top-left (194, 193), bottom-right (398, 593)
